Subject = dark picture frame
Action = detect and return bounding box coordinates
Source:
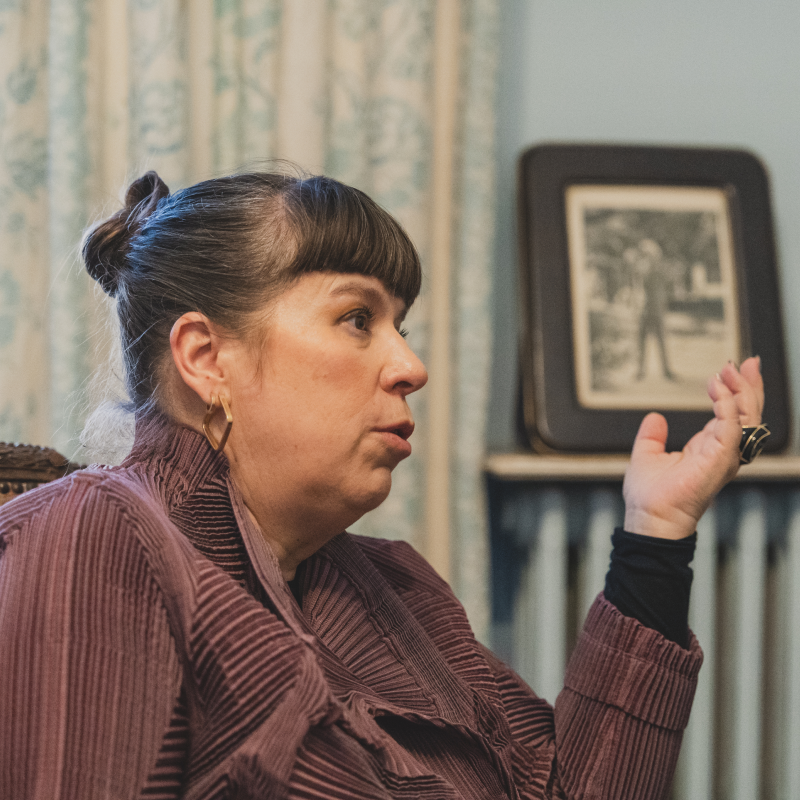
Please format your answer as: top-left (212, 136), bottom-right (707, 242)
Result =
top-left (518, 143), bottom-right (790, 453)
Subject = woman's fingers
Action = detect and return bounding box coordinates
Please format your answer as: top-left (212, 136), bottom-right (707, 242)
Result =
top-left (739, 356), bottom-right (765, 417)
top-left (707, 372), bottom-right (741, 453)
top-left (707, 370), bottom-right (734, 410)
top-left (719, 356), bottom-right (764, 426)
top-left (630, 411), bottom-right (669, 460)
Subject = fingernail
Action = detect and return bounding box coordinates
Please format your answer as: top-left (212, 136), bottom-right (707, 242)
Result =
top-left (756, 354), bottom-right (762, 368)
top-left (716, 373), bottom-right (722, 381)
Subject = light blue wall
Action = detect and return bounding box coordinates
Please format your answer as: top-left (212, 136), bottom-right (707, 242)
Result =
top-left (488, 0), bottom-right (800, 450)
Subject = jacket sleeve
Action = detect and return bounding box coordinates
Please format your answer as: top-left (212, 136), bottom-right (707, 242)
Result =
top-left (0, 475), bottom-right (184, 800)
top-left (553, 593), bottom-right (702, 799)
top-left (486, 593), bottom-right (702, 800)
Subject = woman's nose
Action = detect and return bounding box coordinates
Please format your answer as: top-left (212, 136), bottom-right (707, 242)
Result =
top-left (382, 334), bottom-right (428, 397)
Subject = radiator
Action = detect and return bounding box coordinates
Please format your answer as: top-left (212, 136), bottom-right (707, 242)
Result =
top-left (488, 482), bottom-right (800, 800)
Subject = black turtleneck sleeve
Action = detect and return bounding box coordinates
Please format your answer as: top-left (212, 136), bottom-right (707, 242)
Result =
top-left (603, 528), bottom-right (696, 649)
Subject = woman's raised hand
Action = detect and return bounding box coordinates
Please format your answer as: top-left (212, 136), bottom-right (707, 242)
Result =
top-left (622, 356), bottom-right (765, 540)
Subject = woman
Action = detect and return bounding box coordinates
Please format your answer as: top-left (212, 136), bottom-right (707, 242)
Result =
top-left (0, 171), bottom-right (763, 799)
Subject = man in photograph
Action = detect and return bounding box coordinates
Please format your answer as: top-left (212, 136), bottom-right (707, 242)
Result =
top-left (633, 238), bottom-right (675, 382)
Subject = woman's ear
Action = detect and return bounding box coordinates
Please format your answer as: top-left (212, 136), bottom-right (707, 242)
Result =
top-left (169, 312), bottom-right (226, 404)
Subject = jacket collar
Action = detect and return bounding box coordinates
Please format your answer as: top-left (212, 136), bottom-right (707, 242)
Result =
top-left (123, 411), bottom-right (231, 505)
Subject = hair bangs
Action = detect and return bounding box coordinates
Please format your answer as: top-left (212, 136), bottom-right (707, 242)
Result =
top-left (285, 177), bottom-right (422, 307)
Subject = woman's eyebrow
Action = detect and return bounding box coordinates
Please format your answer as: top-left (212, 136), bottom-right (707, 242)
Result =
top-left (329, 282), bottom-right (384, 304)
top-left (329, 281), bottom-right (407, 317)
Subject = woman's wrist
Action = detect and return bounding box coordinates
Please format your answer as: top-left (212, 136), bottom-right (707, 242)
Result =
top-left (623, 506), bottom-right (698, 541)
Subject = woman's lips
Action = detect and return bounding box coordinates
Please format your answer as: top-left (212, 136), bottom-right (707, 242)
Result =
top-left (374, 430), bottom-right (413, 458)
top-left (373, 422), bottom-right (414, 458)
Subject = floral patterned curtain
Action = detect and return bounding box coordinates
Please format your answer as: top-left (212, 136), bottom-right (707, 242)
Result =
top-left (0, 0), bottom-right (498, 636)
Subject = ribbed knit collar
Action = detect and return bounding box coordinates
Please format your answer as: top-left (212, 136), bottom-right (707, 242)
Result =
top-left (122, 411), bottom-right (231, 509)
top-left (118, 412), bottom-right (264, 591)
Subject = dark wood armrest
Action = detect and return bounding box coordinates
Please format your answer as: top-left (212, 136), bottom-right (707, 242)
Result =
top-left (0, 443), bottom-right (85, 506)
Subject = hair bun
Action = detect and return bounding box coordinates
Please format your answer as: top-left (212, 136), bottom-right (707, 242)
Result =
top-left (82, 171), bottom-right (170, 296)
top-left (124, 171), bottom-right (170, 220)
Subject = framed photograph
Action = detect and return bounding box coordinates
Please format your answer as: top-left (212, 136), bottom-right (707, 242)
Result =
top-left (519, 144), bottom-right (790, 453)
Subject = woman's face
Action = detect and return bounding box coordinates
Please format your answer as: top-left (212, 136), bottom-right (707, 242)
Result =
top-left (223, 271), bottom-right (427, 539)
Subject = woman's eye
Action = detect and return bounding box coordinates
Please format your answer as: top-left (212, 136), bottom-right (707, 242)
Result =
top-left (346, 310), bottom-right (373, 332)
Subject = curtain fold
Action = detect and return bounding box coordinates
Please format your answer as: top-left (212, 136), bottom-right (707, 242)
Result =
top-left (450, 0), bottom-right (499, 634)
top-left (48, 0), bottom-right (94, 448)
top-left (0, 0), bottom-right (498, 637)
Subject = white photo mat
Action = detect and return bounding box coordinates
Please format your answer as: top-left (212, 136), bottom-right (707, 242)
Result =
top-left (566, 184), bottom-right (741, 410)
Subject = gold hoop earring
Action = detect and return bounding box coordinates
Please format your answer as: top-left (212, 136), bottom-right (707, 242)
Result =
top-left (202, 395), bottom-right (233, 452)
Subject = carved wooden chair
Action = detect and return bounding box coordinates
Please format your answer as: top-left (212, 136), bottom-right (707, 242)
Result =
top-left (0, 443), bottom-right (84, 507)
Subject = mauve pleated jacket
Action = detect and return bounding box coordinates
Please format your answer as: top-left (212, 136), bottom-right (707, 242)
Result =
top-left (0, 415), bottom-right (702, 799)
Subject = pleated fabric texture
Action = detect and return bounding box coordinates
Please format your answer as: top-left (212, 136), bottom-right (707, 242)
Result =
top-left (0, 415), bottom-right (702, 799)
top-left (0, 0), bottom-right (498, 636)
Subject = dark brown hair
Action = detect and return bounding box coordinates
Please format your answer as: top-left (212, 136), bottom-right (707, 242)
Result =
top-left (83, 170), bottom-right (422, 410)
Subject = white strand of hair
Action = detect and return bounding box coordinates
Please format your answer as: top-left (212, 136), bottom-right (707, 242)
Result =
top-left (79, 297), bottom-right (135, 466)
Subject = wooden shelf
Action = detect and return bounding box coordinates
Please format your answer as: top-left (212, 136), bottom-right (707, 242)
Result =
top-left (485, 452), bottom-right (800, 483)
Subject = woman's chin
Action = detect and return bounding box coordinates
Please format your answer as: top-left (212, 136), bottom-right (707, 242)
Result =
top-left (346, 473), bottom-right (393, 518)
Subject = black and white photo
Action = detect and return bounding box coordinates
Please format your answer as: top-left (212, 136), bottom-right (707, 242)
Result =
top-left (567, 185), bottom-right (740, 410)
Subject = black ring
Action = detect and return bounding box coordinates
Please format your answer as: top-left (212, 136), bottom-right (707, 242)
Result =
top-left (740, 424), bottom-right (770, 464)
